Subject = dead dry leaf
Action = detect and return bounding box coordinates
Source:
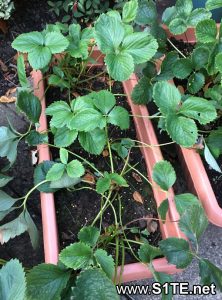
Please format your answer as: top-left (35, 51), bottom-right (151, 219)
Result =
top-left (132, 172), bottom-right (142, 183)
top-left (83, 173), bottom-right (95, 185)
top-left (145, 213), bottom-right (158, 233)
top-left (133, 191), bottom-right (144, 204)
top-left (72, 92), bottom-right (80, 98)
top-left (0, 59), bottom-right (8, 72)
top-left (102, 149), bottom-right (109, 157)
top-left (0, 96), bottom-right (16, 103)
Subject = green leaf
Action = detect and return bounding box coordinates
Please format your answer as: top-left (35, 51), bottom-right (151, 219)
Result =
top-left (45, 32), bottom-right (69, 53)
top-left (24, 210), bottom-right (39, 249)
top-left (28, 46), bottom-right (52, 70)
top-left (132, 77), bottom-right (153, 104)
top-left (27, 263), bottom-right (71, 300)
top-left (162, 6), bottom-right (176, 26)
top-left (169, 18), bottom-right (187, 35)
top-left (95, 14), bottom-right (124, 53)
top-left (138, 243), bottom-right (162, 263)
top-left (135, 0), bottom-right (157, 26)
top-left (166, 114), bottom-right (198, 147)
top-left (159, 238), bottom-right (193, 269)
top-left (69, 109), bottom-right (104, 132)
top-left (105, 51), bottom-right (134, 81)
top-left (142, 61), bottom-right (157, 78)
top-left (72, 269), bottom-right (119, 299)
top-left (0, 190), bottom-right (17, 211)
top-left (0, 174), bottom-right (13, 188)
top-left (215, 52), bottom-right (222, 73)
top-left (12, 31), bottom-right (44, 52)
top-left (172, 58), bottom-right (193, 79)
top-left (188, 8), bottom-right (212, 27)
top-left (199, 259), bottom-right (222, 291)
top-left (179, 205), bottom-right (208, 246)
top-left (158, 199), bottom-right (169, 223)
top-left (78, 129), bottom-right (106, 155)
top-left (59, 242), bottom-right (93, 269)
top-left (196, 19), bottom-right (217, 43)
top-left (175, 0), bottom-right (193, 16)
top-left (94, 249), bottom-right (115, 279)
top-left (152, 160), bottom-right (176, 191)
top-left (109, 173), bottom-right (129, 187)
top-left (17, 90), bottom-right (41, 123)
top-left (17, 55), bottom-right (29, 87)
top-left (174, 193), bottom-right (200, 215)
top-left (0, 259), bottom-right (26, 300)
top-left (46, 101), bottom-right (71, 115)
top-left (0, 126), bottom-right (19, 165)
top-left (204, 143), bottom-right (222, 173)
top-left (179, 97), bottom-right (217, 125)
top-left (78, 226), bottom-right (100, 247)
top-left (153, 81), bottom-right (181, 115)
top-left (152, 271), bottom-right (173, 300)
top-left (156, 51), bottom-right (178, 81)
top-left (34, 161), bottom-right (58, 193)
top-left (122, 32), bottom-right (158, 64)
top-left (111, 139), bottom-right (134, 159)
top-left (96, 175), bottom-right (111, 194)
top-left (206, 0), bottom-right (222, 11)
top-left (187, 72), bottom-right (205, 94)
top-left (90, 90), bottom-right (115, 114)
top-left (60, 148), bottom-right (68, 164)
top-left (54, 127), bottom-right (78, 147)
top-left (46, 163), bottom-right (66, 181)
top-left (122, 0), bottom-right (138, 23)
top-left (66, 160), bottom-right (85, 178)
top-left (49, 173), bottom-right (81, 189)
top-left (192, 46), bottom-right (210, 70)
top-left (108, 106), bottom-right (129, 130)
top-left (26, 131), bottom-right (48, 146)
top-left (207, 127), bottom-right (222, 158)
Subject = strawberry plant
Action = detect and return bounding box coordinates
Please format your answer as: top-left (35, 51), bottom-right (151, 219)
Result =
top-left (0, 0), bottom-right (14, 20)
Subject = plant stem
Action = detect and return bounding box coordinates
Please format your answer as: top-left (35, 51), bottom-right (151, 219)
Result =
top-left (167, 38), bottom-right (186, 58)
top-left (106, 125), bottom-right (114, 173)
top-left (78, 71), bottom-right (106, 84)
top-left (123, 161), bottom-right (153, 187)
top-left (129, 114), bottom-right (164, 119)
top-left (23, 179), bottom-right (48, 209)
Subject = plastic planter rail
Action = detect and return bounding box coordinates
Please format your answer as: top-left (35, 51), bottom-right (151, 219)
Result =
top-left (32, 55), bottom-right (184, 282)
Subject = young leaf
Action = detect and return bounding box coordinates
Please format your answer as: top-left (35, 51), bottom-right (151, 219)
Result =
top-left (179, 97), bottom-right (217, 125)
top-left (107, 106), bottom-right (129, 130)
top-left (152, 160), bottom-right (176, 191)
top-left (166, 114), bottom-right (198, 147)
top-left (153, 81), bottom-right (181, 115)
top-left (179, 205), bottom-right (208, 246)
top-left (110, 173), bottom-right (129, 187)
top-left (78, 129), bottom-right (106, 155)
top-left (131, 77), bottom-right (153, 105)
top-left (59, 242), bottom-right (93, 269)
top-left (78, 226), bottom-right (100, 247)
top-left (96, 175), bottom-right (111, 194)
top-left (66, 160), bottom-right (85, 178)
top-left (138, 243), bottom-right (162, 263)
top-left (34, 161), bottom-right (58, 193)
top-left (122, 0), bottom-right (138, 23)
top-left (54, 127), bottom-right (78, 147)
top-left (159, 238), bottom-right (193, 269)
top-left (17, 90), bottom-right (41, 124)
top-left (60, 148), bottom-right (69, 165)
top-left (172, 58), bottom-right (193, 79)
top-left (46, 163), bottom-right (66, 181)
top-left (0, 259), bottom-right (26, 300)
top-left (72, 269), bottom-right (119, 299)
top-left (94, 249), bottom-right (115, 279)
top-left (196, 19), bottom-right (217, 43)
top-left (17, 55), bottom-right (29, 88)
top-left (199, 259), bottom-right (222, 291)
top-left (204, 143), bottom-right (222, 173)
top-left (26, 263), bottom-right (71, 300)
top-left (26, 130), bottom-right (48, 146)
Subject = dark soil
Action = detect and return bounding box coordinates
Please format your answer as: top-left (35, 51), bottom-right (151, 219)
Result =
top-left (46, 70), bottom-right (162, 264)
top-left (0, 0), bottom-right (56, 96)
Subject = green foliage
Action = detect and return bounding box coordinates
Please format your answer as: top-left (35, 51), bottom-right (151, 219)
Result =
top-left (0, 0), bottom-right (14, 20)
top-left (152, 160), bottom-right (176, 191)
top-left (17, 91), bottom-right (42, 124)
top-left (96, 172), bottom-right (128, 194)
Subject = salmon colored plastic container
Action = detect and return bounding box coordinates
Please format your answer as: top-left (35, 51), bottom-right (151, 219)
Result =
top-left (32, 52), bottom-right (184, 281)
top-left (162, 26), bottom-right (222, 227)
